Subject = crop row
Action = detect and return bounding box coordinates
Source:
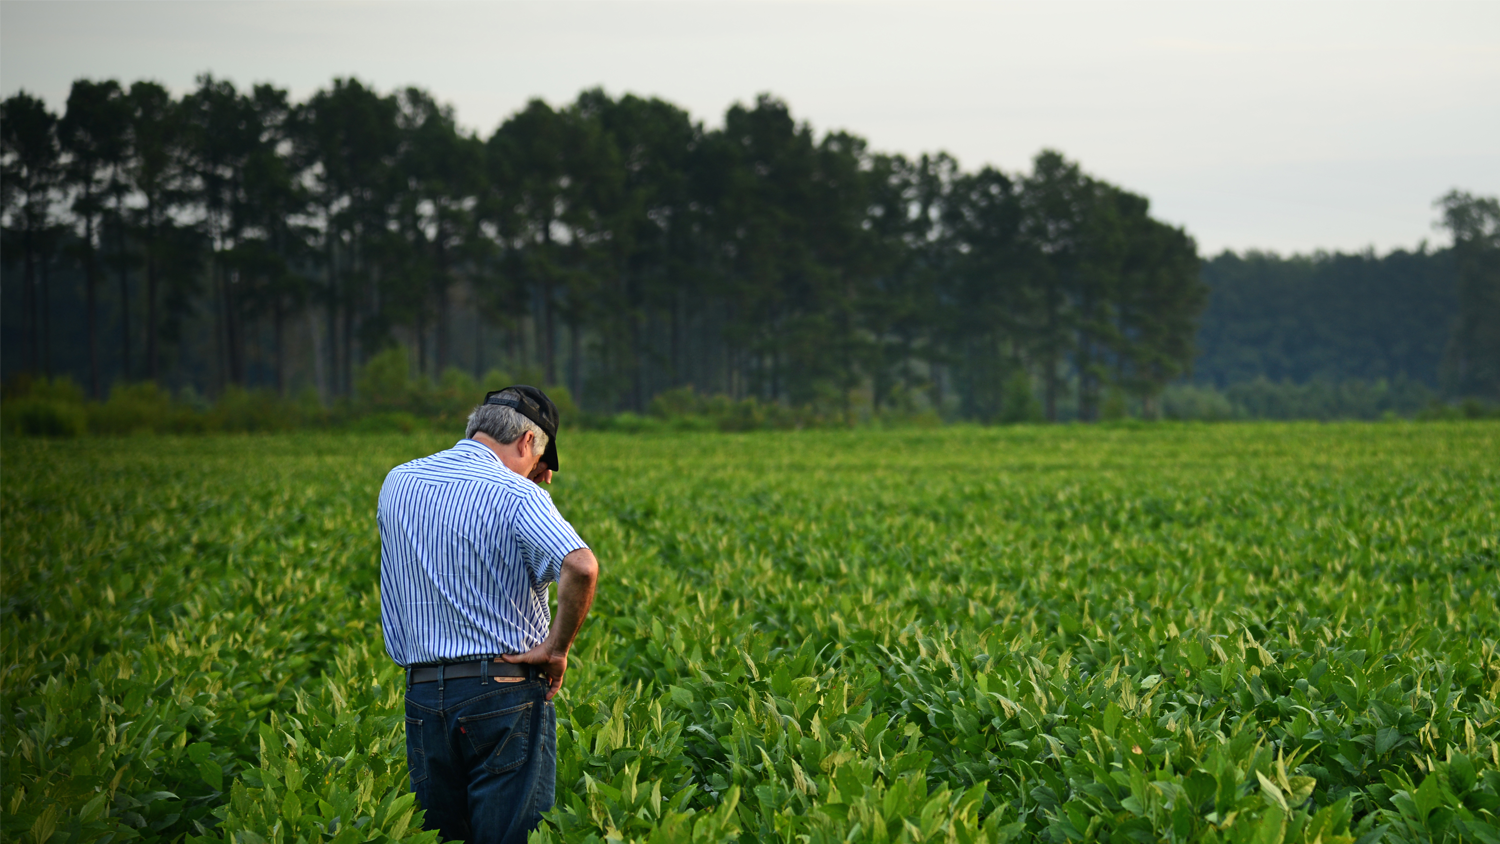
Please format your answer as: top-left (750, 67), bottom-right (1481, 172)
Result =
top-left (2, 423), bottom-right (1497, 843)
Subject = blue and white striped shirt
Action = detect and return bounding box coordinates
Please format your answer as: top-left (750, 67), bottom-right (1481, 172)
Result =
top-left (378, 438), bottom-right (588, 666)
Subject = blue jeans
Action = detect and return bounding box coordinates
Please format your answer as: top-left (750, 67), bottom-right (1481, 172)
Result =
top-left (404, 669), bottom-right (557, 844)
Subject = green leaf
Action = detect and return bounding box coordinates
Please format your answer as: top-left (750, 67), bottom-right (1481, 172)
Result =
top-left (78, 792), bottom-right (109, 824)
top-left (200, 760), bottom-right (224, 792)
top-left (281, 790), bottom-right (302, 821)
top-left (1183, 771), bottom-right (1216, 812)
top-left (1284, 776), bottom-right (1316, 808)
top-left (1414, 773), bottom-right (1445, 821)
top-left (1448, 753), bottom-right (1476, 793)
top-left (1103, 702), bottom-right (1122, 739)
top-left (1252, 805), bottom-right (1287, 844)
top-left (1374, 726), bottom-right (1403, 755)
top-left (1258, 771), bottom-right (1289, 812)
top-left (1333, 683), bottom-right (1361, 711)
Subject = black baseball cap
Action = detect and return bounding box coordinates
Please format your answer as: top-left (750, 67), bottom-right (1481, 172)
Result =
top-left (483, 385), bottom-right (561, 471)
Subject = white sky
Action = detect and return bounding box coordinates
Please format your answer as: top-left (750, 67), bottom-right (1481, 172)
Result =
top-left (3, 0), bottom-right (1497, 255)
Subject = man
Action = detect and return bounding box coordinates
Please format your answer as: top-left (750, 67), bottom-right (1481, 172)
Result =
top-left (378, 386), bottom-right (599, 844)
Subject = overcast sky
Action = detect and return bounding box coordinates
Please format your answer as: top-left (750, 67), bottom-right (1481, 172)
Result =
top-left (3, 0), bottom-right (1497, 255)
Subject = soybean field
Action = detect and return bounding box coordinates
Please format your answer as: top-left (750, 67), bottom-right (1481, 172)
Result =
top-left (3, 423), bottom-right (1498, 844)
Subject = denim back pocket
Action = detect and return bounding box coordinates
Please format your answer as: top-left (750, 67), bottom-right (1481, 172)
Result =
top-left (457, 701), bottom-right (533, 775)
top-left (405, 717), bottom-right (428, 786)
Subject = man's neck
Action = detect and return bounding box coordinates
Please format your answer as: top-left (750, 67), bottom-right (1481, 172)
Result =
top-left (471, 432), bottom-right (530, 477)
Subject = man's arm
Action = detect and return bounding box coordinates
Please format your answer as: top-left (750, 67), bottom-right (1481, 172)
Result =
top-left (502, 547), bottom-right (598, 700)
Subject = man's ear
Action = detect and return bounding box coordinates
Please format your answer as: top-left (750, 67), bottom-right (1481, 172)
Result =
top-left (522, 430), bottom-right (537, 459)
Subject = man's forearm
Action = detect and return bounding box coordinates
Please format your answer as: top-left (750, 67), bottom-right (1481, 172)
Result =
top-left (545, 548), bottom-right (598, 655)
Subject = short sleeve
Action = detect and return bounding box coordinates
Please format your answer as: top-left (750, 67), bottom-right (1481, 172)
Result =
top-left (512, 488), bottom-right (588, 584)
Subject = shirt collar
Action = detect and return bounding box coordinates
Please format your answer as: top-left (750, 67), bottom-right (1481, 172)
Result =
top-left (453, 438), bottom-right (501, 464)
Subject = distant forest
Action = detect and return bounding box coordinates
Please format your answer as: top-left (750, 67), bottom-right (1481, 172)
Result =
top-left (1197, 242), bottom-right (1492, 389)
top-left (4, 76), bottom-right (1498, 424)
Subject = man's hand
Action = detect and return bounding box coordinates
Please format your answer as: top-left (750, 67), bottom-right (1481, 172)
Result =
top-left (501, 644), bottom-right (567, 700)
top-left (528, 463), bottom-right (553, 486)
top-left (501, 548), bottom-right (597, 702)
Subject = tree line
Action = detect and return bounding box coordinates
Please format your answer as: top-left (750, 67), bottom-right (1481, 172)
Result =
top-left (1196, 248), bottom-right (1457, 388)
top-left (1, 75), bottom-right (1236, 422)
top-left (1193, 191), bottom-right (1500, 403)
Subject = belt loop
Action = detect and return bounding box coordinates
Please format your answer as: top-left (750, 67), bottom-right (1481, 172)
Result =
top-left (405, 666), bottom-right (412, 692)
top-left (480, 655), bottom-right (490, 686)
top-left (437, 663), bottom-right (445, 693)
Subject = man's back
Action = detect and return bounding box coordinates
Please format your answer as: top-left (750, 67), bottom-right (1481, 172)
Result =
top-left (378, 438), bottom-right (586, 667)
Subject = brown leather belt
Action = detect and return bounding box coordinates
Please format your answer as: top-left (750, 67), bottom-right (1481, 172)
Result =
top-left (406, 659), bottom-right (539, 684)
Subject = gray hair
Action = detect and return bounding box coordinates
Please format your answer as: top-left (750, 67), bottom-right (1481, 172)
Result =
top-left (466, 390), bottom-right (550, 456)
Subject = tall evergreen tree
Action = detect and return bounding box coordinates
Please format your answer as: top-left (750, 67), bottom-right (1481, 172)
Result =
top-left (233, 83), bottom-right (309, 396)
top-left (1019, 150), bottom-right (1093, 421)
top-left (1110, 192), bottom-right (1203, 415)
top-left (485, 99), bottom-right (581, 386)
top-left (393, 87), bottom-right (486, 377)
top-left (296, 78), bottom-right (400, 397)
top-left (575, 90), bottom-right (692, 409)
top-left (1, 92), bottom-right (61, 378)
top-left (183, 74), bottom-right (262, 386)
top-left (943, 164), bottom-right (1027, 420)
top-left (1436, 190), bottom-right (1500, 400)
top-left (126, 80), bottom-right (189, 382)
top-left (59, 79), bottom-right (131, 397)
top-left (713, 95), bottom-right (869, 405)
